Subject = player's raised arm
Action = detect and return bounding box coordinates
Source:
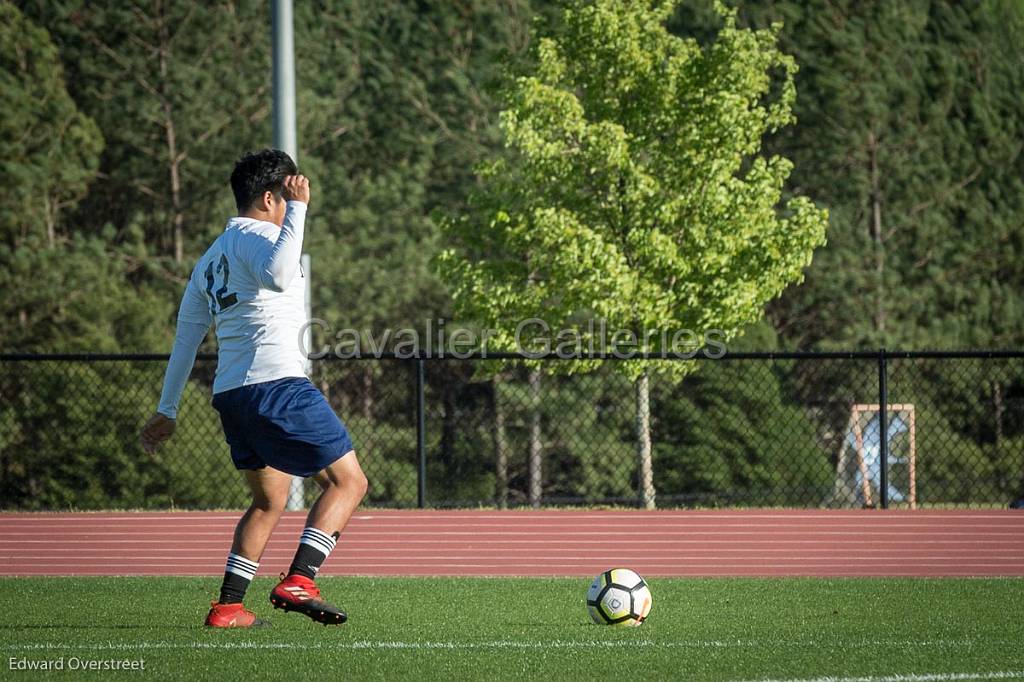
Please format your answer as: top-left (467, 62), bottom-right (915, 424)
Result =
top-left (248, 174), bottom-right (311, 292)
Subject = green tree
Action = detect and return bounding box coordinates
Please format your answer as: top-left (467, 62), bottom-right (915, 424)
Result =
top-left (0, 1), bottom-right (102, 246)
top-left (702, 0), bottom-right (1024, 351)
top-left (18, 0), bottom-right (271, 264)
top-left (720, 1), bottom-right (1024, 505)
top-left (294, 0), bottom-right (533, 340)
top-left (291, 2), bottom-right (539, 502)
top-left (0, 3), bottom-right (186, 508)
top-left (5, 0), bottom-right (544, 510)
top-left (1, 3), bottom-right (168, 353)
top-left (439, 0), bottom-right (827, 507)
top-left (652, 322), bottom-right (832, 506)
top-left (0, 235), bottom-right (170, 352)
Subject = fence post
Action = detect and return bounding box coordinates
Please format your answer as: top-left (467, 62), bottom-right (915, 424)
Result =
top-left (416, 358), bottom-right (427, 509)
top-left (528, 369), bottom-right (543, 508)
top-left (877, 347), bottom-right (889, 510)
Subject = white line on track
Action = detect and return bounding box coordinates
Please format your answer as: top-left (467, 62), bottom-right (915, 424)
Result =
top-left (1, 512), bottom-right (1018, 518)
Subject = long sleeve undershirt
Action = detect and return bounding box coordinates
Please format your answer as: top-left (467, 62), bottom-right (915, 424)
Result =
top-left (250, 201), bottom-right (306, 293)
top-left (156, 321), bottom-right (209, 419)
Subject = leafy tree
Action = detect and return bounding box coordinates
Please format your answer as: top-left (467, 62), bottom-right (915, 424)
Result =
top-left (0, 2), bottom-right (219, 507)
top-left (438, 0), bottom-right (827, 507)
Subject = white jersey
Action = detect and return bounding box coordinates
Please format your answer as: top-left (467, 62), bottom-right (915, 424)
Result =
top-left (177, 201), bottom-right (309, 394)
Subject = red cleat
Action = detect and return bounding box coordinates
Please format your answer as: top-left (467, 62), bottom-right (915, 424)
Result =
top-left (204, 601), bottom-right (268, 628)
top-left (269, 574), bottom-right (347, 625)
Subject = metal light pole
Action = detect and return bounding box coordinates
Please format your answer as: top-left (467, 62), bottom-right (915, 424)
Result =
top-left (273, 0), bottom-right (309, 511)
top-left (272, 0), bottom-right (297, 162)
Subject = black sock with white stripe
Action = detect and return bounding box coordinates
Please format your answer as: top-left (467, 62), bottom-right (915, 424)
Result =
top-left (288, 527), bottom-right (338, 579)
top-left (219, 552), bottom-right (259, 604)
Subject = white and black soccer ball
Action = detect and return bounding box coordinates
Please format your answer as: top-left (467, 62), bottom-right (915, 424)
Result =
top-left (586, 568), bottom-right (652, 627)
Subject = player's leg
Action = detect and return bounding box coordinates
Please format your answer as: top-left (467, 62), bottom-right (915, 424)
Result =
top-left (224, 467), bottom-right (293, 596)
top-left (250, 378), bottom-right (365, 624)
top-left (206, 466), bottom-right (291, 628)
top-left (270, 452), bottom-right (367, 625)
top-left (288, 451), bottom-right (367, 577)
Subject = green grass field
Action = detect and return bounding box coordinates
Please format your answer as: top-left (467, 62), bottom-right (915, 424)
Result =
top-left (1, 577), bottom-right (1022, 681)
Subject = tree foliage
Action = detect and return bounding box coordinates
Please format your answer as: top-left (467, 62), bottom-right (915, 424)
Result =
top-left (18, 0), bottom-right (271, 264)
top-left (3, 0), bottom-right (1023, 509)
top-left (714, 0), bottom-right (1024, 351)
top-left (0, 1), bottom-right (102, 245)
top-left (1, 2), bottom-right (167, 353)
top-left (438, 0), bottom-right (828, 378)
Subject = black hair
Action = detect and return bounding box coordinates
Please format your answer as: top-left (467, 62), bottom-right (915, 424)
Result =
top-left (230, 149), bottom-right (298, 213)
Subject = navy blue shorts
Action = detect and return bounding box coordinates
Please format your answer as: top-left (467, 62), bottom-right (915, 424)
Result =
top-left (211, 377), bottom-right (353, 477)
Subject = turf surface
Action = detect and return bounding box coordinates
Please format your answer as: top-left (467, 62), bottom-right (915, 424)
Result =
top-left (1, 577), bottom-right (1022, 681)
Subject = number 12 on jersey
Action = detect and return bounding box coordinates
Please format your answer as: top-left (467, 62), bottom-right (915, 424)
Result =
top-left (205, 254), bottom-right (238, 314)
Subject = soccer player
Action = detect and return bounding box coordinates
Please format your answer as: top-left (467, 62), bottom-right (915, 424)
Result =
top-left (140, 149), bottom-right (368, 628)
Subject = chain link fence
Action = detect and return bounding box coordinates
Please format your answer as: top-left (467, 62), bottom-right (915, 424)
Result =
top-left (1, 352), bottom-right (1022, 510)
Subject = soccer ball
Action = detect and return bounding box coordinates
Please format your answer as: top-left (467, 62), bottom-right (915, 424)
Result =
top-left (586, 568), bottom-right (652, 627)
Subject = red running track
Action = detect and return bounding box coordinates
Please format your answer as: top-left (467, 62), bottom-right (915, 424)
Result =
top-left (1, 510), bottom-right (1022, 578)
